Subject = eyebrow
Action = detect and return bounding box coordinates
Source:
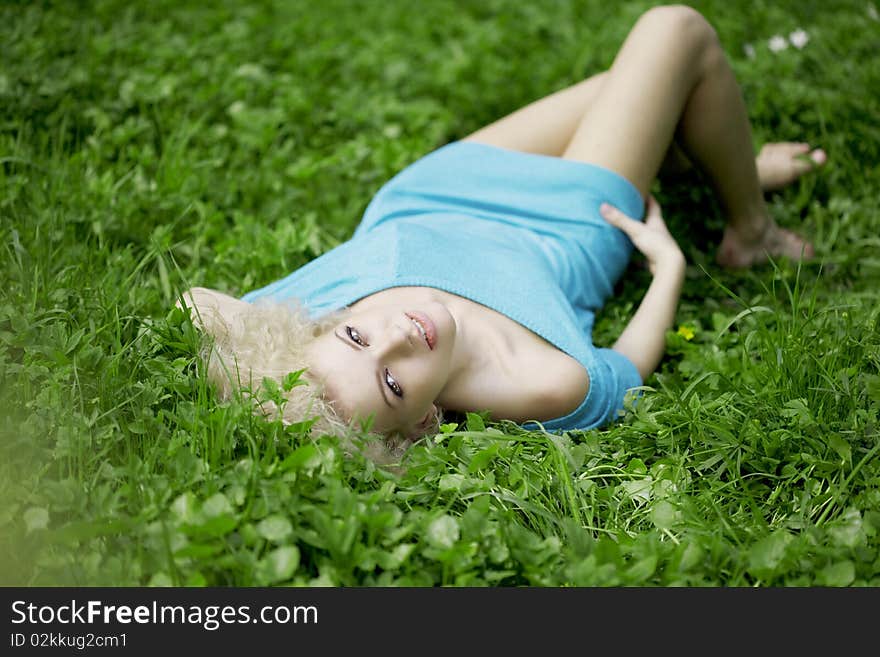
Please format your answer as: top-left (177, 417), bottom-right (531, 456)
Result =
top-left (334, 329), bottom-right (394, 408)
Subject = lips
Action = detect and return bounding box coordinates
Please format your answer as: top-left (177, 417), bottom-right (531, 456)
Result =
top-left (405, 311), bottom-right (437, 350)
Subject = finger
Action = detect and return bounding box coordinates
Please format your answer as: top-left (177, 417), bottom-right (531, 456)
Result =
top-left (600, 202), bottom-right (645, 237)
top-left (600, 202), bottom-right (642, 225)
top-left (643, 195), bottom-right (669, 229)
top-left (645, 195), bottom-right (662, 219)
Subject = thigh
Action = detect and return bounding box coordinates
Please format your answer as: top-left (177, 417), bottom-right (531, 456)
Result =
top-left (561, 6), bottom-right (716, 197)
top-left (461, 73), bottom-right (607, 157)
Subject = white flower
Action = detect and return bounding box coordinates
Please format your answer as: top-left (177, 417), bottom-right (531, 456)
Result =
top-left (768, 35), bottom-right (789, 52)
top-left (227, 100), bottom-right (246, 117)
top-left (789, 29), bottom-right (809, 49)
top-left (869, 3), bottom-right (879, 21)
top-left (234, 63), bottom-right (267, 80)
top-left (744, 43), bottom-right (756, 59)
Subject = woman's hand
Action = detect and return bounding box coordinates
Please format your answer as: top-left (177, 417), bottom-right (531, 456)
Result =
top-left (603, 195), bottom-right (686, 381)
top-left (600, 195), bottom-right (684, 276)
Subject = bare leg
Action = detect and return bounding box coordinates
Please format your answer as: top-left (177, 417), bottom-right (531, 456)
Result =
top-left (462, 7), bottom-right (824, 267)
top-left (462, 71), bottom-right (692, 176)
top-left (557, 6), bottom-right (815, 267)
top-left (462, 74), bottom-right (608, 157)
top-left (462, 73), bottom-right (823, 193)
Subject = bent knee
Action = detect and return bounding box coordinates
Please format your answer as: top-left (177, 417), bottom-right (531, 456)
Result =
top-left (636, 5), bottom-right (719, 50)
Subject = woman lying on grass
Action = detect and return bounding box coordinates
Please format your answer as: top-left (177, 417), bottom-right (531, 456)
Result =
top-left (180, 5), bottom-right (826, 464)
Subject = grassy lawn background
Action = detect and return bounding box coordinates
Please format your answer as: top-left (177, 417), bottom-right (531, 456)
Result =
top-left (2, 0), bottom-right (879, 586)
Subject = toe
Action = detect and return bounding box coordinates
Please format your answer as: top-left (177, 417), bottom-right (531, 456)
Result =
top-left (781, 229), bottom-right (815, 260)
top-left (792, 147), bottom-right (826, 175)
top-left (757, 142), bottom-right (826, 191)
top-left (771, 142), bottom-right (810, 157)
top-left (760, 142), bottom-right (808, 158)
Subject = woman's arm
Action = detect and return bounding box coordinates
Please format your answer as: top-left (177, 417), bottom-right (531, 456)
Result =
top-left (600, 197), bottom-right (685, 381)
top-left (611, 254), bottom-right (684, 380)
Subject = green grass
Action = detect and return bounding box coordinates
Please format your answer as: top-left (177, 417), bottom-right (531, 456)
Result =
top-left (2, 0), bottom-right (879, 586)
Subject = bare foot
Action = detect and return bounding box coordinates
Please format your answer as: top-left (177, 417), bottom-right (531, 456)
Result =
top-left (757, 142), bottom-right (827, 192)
top-left (661, 141), bottom-right (826, 187)
top-left (716, 142), bottom-right (825, 268)
top-left (717, 223), bottom-right (816, 268)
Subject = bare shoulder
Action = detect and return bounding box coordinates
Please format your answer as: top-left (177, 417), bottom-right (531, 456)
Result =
top-left (466, 316), bottom-right (590, 423)
top-left (512, 350), bottom-right (590, 423)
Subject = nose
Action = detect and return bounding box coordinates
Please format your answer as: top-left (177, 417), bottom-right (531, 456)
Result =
top-left (373, 323), bottom-right (413, 359)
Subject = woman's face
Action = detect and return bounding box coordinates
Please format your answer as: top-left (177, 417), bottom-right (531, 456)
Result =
top-left (305, 300), bottom-right (457, 434)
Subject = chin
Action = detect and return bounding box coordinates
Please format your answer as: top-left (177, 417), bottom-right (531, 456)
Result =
top-left (427, 300), bottom-right (456, 349)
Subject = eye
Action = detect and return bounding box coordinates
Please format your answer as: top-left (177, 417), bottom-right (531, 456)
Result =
top-left (345, 325), bottom-right (368, 346)
top-left (384, 368), bottom-right (404, 398)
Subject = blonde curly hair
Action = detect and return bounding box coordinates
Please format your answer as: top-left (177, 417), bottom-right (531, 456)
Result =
top-left (179, 287), bottom-right (441, 465)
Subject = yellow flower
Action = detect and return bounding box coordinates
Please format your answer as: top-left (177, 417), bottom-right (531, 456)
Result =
top-left (676, 325), bottom-right (695, 341)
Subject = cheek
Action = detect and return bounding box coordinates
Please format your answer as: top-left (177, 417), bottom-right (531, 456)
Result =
top-left (407, 362), bottom-right (441, 397)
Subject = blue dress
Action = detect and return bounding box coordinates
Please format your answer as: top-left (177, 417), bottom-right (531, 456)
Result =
top-left (242, 141), bottom-right (645, 432)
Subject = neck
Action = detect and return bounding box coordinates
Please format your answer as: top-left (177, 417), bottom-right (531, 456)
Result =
top-left (435, 295), bottom-right (497, 411)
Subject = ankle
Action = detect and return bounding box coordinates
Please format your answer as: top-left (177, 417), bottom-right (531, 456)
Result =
top-left (725, 204), bottom-right (773, 245)
top-left (725, 219), bottom-right (771, 246)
